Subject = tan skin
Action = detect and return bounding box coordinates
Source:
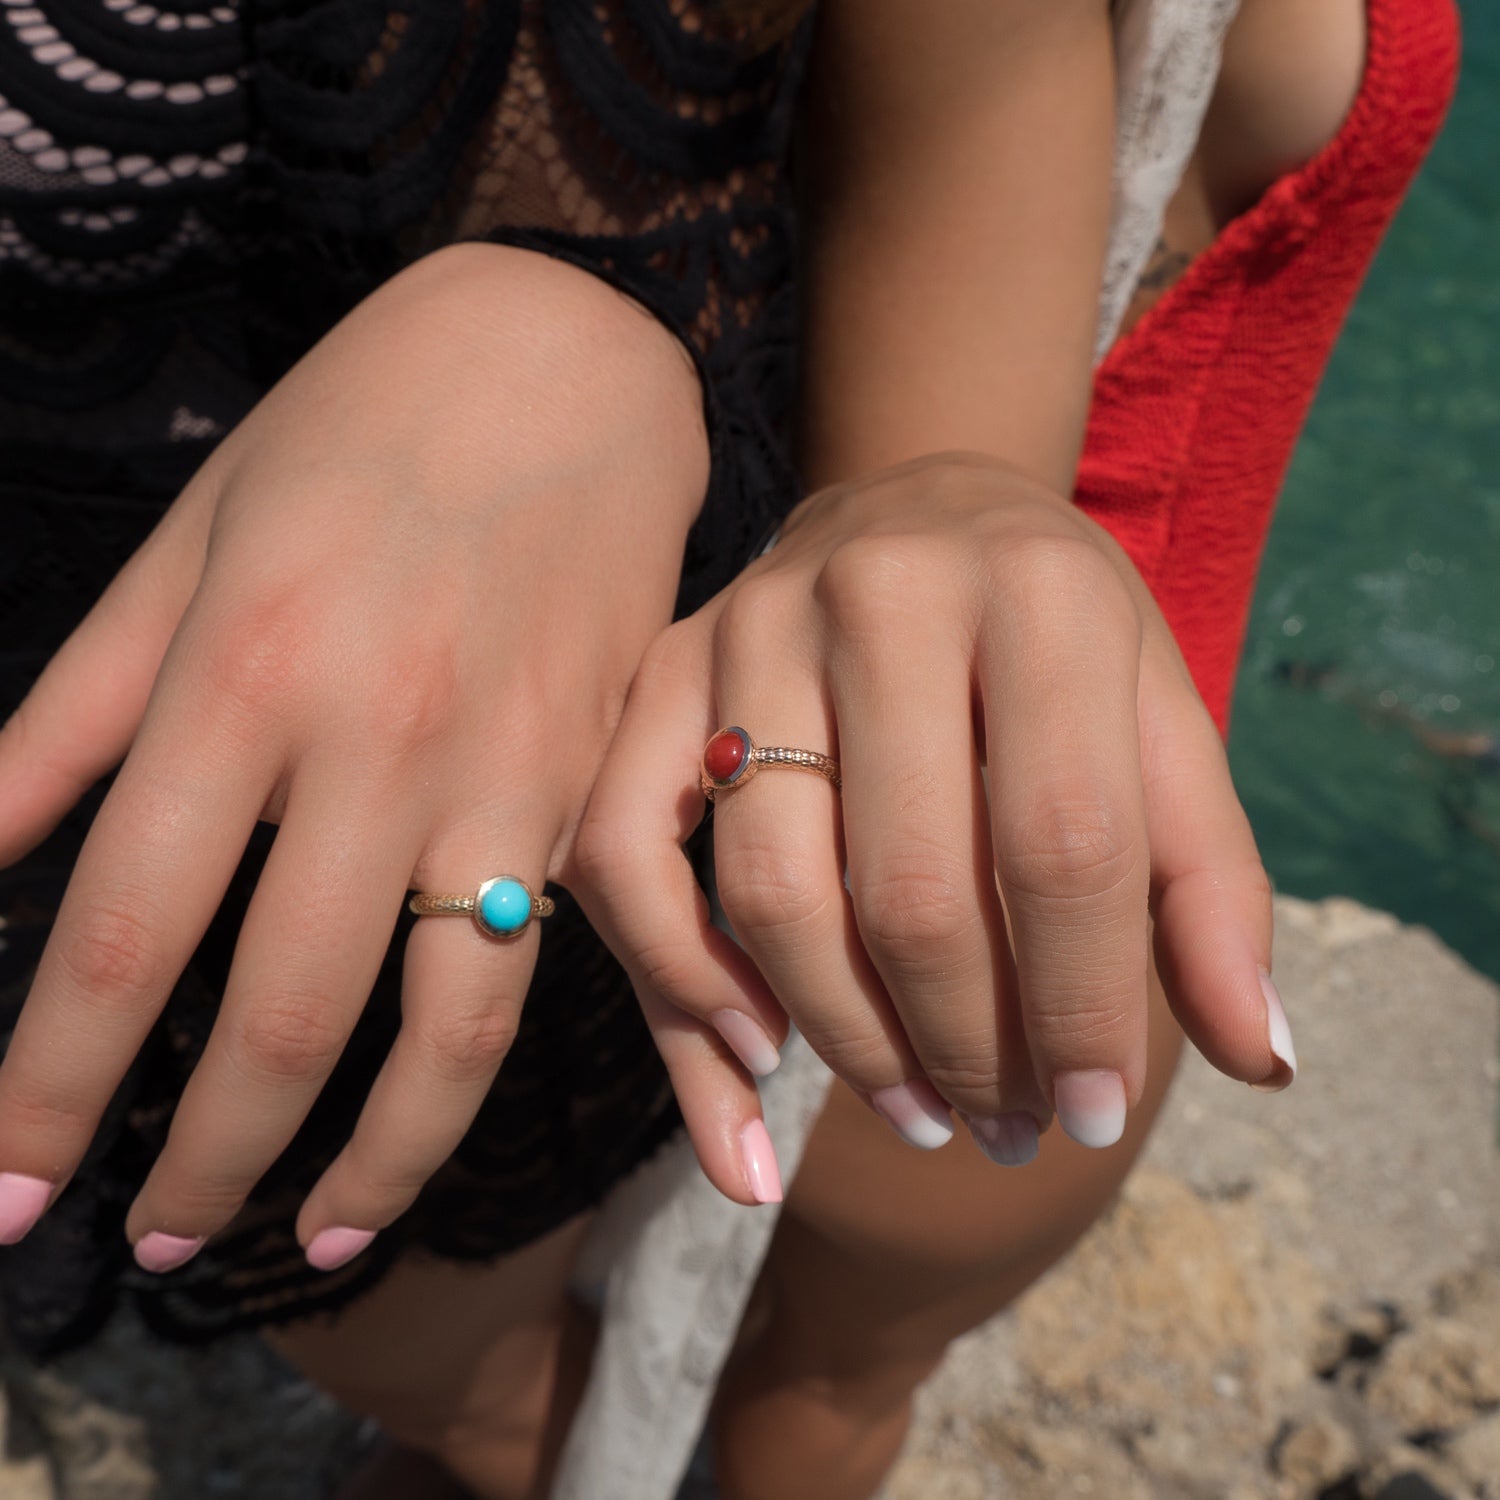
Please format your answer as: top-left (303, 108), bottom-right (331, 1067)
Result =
top-left (277, 1), bottom-right (1361, 1497)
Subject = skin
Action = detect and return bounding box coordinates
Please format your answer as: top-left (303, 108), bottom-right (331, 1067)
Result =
top-left (0, 0), bottom-right (1368, 1496)
top-left (0, 243), bottom-right (711, 1264)
top-left (288, 4), bottom-right (1366, 1499)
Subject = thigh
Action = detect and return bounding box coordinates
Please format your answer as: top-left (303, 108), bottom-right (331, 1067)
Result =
top-left (265, 1213), bottom-right (593, 1460)
top-left (763, 949), bottom-right (1186, 1387)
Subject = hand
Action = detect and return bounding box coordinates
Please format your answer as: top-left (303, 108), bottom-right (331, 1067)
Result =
top-left (0, 244), bottom-right (709, 1266)
top-left (571, 452), bottom-right (1292, 1203)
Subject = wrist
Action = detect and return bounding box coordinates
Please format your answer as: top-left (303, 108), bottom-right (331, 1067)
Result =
top-left (384, 243), bottom-right (712, 535)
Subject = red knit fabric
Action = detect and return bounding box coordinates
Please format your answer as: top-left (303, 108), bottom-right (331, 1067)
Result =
top-left (1074, 0), bottom-right (1461, 739)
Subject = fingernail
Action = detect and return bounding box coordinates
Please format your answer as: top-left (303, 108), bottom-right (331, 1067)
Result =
top-left (134, 1232), bottom-right (206, 1273)
top-left (1054, 1070), bottom-right (1127, 1149)
top-left (740, 1119), bottom-right (783, 1204)
top-left (0, 1173), bottom-right (52, 1245)
top-left (712, 1009), bottom-right (781, 1078)
top-left (964, 1112), bottom-right (1042, 1167)
top-left (869, 1079), bottom-right (955, 1150)
top-left (305, 1226), bottom-right (377, 1272)
top-left (1250, 968), bottom-right (1297, 1092)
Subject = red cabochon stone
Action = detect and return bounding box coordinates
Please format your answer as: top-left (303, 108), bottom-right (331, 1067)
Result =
top-left (704, 729), bottom-right (746, 782)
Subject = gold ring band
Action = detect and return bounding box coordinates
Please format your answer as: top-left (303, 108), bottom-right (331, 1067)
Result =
top-left (700, 727), bottom-right (841, 802)
top-left (408, 876), bottom-right (554, 939)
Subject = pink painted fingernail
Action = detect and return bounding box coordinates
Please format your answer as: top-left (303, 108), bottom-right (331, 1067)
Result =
top-left (740, 1119), bottom-right (783, 1204)
top-left (134, 1232), bottom-right (206, 1273)
top-left (305, 1226), bottom-right (377, 1272)
top-left (1054, 1070), bottom-right (1127, 1149)
top-left (1250, 968), bottom-right (1297, 1093)
top-left (964, 1112), bottom-right (1042, 1167)
top-left (712, 1009), bottom-right (781, 1078)
top-left (869, 1079), bottom-right (955, 1150)
top-left (0, 1173), bottom-right (52, 1245)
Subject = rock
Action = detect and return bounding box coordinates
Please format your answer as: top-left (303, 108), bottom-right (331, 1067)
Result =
top-left (1362, 1442), bottom-right (1473, 1499)
top-left (1364, 1320), bottom-right (1500, 1437)
top-left (882, 1454), bottom-right (987, 1500)
top-left (0, 1381), bottom-right (55, 1500)
top-left (1272, 1415), bottom-right (1361, 1488)
top-left (1446, 1411), bottom-right (1500, 1495)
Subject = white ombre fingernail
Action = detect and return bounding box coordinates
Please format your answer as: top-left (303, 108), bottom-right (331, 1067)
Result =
top-left (712, 1010), bottom-right (781, 1078)
top-left (1250, 968), bottom-right (1298, 1092)
top-left (869, 1079), bottom-right (955, 1150)
top-left (1054, 1070), bottom-right (1127, 1149)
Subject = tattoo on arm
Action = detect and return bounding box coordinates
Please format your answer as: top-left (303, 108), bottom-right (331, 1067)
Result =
top-left (1138, 235), bottom-right (1193, 291)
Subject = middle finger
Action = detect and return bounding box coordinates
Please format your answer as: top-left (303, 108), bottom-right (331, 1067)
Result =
top-left (124, 763), bottom-right (422, 1268)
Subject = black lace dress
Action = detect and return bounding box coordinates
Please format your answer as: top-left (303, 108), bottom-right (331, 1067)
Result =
top-left (0, 0), bottom-right (808, 1356)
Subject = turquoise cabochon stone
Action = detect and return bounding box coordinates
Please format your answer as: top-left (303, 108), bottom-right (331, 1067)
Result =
top-left (477, 878), bottom-right (532, 936)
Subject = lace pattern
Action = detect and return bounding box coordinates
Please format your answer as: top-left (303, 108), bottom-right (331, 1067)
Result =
top-left (0, 0), bottom-right (808, 1355)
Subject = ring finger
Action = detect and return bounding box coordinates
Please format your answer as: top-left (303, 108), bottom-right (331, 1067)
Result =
top-left (291, 822), bottom-right (555, 1269)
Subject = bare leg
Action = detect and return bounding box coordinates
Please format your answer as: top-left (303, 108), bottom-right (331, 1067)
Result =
top-left (710, 960), bottom-right (1185, 1500)
top-left (263, 1214), bottom-right (593, 1500)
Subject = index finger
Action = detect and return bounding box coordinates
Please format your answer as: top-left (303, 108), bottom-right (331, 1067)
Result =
top-left (0, 703), bottom-right (269, 1240)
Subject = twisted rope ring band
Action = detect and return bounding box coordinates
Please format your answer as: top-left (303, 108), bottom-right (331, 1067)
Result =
top-left (409, 876), bottom-right (555, 938)
top-left (701, 726), bottom-right (842, 802)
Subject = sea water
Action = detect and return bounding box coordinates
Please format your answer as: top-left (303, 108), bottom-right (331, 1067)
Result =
top-left (1229, 0), bottom-right (1500, 982)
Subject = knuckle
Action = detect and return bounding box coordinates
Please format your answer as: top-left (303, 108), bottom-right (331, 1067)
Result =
top-left (199, 587), bottom-right (317, 717)
top-left (231, 997), bottom-right (346, 1084)
top-left (996, 531), bottom-right (1110, 592)
top-left (923, 1052), bottom-right (1008, 1107)
top-left (630, 937), bottom-right (704, 1010)
top-left (714, 572), bottom-right (805, 659)
top-left (715, 845), bottom-right (830, 940)
top-left (360, 640), bottom-right (461, 759)
top-left (56, 899), bottom-right (167, 1002)
top-left (855, 856), bottom-right (976, 962)
top-left (570, 811), bottom-right (631, 889)
top-left (341, 1157), bottom-right (426, 1213)
top-left (147, 1177), bottom-right (247, 1225)
top-left (1, 1087), bottom-right (92, 1148)
top-left (634, 623), bottom-right (698, 697)
top-left (997, 789), bottom-right (1143, 904)
top-left (1025, 994), bottom-right (1136, 1056)
top-left (814, 535), bottom-right (936, 635)
top-left (415, 1004), bottom-right (518, 1084)
top-left (805, 1023), bottom-right (903, 1092)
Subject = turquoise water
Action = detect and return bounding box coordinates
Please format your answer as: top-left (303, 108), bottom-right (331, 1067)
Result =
top-left (1228, 0), bottom-right (1500, 981)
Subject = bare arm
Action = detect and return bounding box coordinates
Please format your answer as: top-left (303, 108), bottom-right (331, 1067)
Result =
top-left (796, 0), bottom-right (1116, 494)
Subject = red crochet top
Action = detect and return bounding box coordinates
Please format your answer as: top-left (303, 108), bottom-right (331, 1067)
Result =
top-left (1073, 0), bottom-right (1461, 738)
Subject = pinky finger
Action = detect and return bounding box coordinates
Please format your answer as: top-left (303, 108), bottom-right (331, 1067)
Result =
top-left (637, 984), bottom-right (783, 1207)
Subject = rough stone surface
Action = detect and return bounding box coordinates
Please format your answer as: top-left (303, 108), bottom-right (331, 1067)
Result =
top-left (1, 893), bottom-right (1497, 1500)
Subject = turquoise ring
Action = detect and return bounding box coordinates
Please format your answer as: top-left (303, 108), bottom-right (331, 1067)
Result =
top-left (408, 876), bottom-right (555, 939)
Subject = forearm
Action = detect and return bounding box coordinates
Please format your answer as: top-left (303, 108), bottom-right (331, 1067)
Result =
top-left (796, 0), bottom-right (1115, 496)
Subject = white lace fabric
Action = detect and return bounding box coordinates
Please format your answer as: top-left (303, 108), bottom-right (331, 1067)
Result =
top-left (554, 5), bottom-right (1240, 1495)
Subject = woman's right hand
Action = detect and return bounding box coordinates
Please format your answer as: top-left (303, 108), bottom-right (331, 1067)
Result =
top-left (572, 452), bottom-right (1293, 1203)
top-left (0, 243), bottom-right (713, 1265)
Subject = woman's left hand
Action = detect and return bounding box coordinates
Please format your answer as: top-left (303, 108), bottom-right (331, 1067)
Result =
top-left (570, 452), bottom-right (1290, 1203)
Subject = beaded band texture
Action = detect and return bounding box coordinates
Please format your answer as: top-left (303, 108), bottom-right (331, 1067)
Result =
top-left (701, 726), bottom-right (842, 802)
top-left (409, 876), bottom-right (554, 938)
